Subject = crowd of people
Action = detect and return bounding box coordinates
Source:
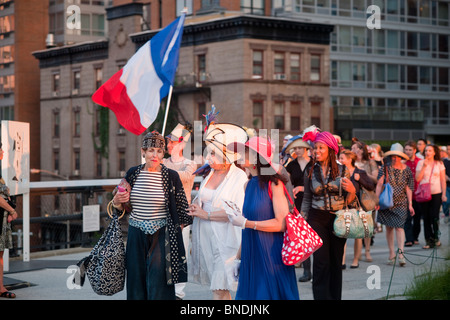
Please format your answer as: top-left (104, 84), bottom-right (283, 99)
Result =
top-left (0, 120), bottom-right (449, 301)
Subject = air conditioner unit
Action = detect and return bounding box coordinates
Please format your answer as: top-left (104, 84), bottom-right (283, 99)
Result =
top-left (52, 91), bottom-right (59, 97)
top-left (72, 88), bottom-right (79, 95)
top-left (274, 74), bottom-right (286, 80)
top-left (73, 169), bottom-right (80, 176)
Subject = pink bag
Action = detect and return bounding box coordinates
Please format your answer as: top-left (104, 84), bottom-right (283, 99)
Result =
top-left (268, 182), bottom-right (323, 266)
top-left (415, 162), bottom-right (434, 203)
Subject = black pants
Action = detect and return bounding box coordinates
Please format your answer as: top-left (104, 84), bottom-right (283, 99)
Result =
top-left (405, 200), bottom-right (421, 243)
top-left (419, 193), bottom-right (442, 246)
top-left (126, 225), bottom-right (175, 300)
top-left (308, 208), bottom-right (347, 300)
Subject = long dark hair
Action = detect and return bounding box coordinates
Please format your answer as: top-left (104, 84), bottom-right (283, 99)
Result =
top-left (254, 155), bottom-right (288, 189)
top-left (308, 146), bottom-right (340, 181)
top-left (425, 144), bottom-right (441, 162)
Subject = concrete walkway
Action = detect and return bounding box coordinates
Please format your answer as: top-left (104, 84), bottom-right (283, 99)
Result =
top-left (4, 218), bottom-right (449, 301)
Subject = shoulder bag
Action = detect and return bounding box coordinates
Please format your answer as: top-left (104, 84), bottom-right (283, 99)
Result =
top-left (414, 162), bottom-right (435, 203)
top-left (333, 197), bottom-right (374, 239)
top-left (268, 182), bottom-right (323, 266)
top-left (74, 201), bottom-right (126, 296)
top-left (379, 165), bottom-right (394, 210)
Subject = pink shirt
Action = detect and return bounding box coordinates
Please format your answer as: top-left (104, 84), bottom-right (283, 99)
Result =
top-left (416, 160), bottom-right (445, 194)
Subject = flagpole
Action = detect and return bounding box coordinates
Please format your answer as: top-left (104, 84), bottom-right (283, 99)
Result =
top-left (161, 8), bottom-right (186, 137)
top-left (161, 85), bottom-right (173, 136)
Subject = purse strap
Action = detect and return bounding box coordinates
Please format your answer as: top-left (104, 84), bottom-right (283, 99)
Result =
top-left (268, 181), bottom-right (299, 215)
top-left (427, 162), bottom-right (435, 183)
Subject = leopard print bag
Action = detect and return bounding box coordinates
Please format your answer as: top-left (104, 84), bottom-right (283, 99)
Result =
top-left (75, 202), bottom-right (125, 295)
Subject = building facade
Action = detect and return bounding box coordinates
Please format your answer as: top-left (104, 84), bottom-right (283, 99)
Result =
top-left (0, 0), bottom-right (48, 172)
top-left (132, 13), bottom-right (333, 142)
top-left (272, 0), bottom-right (450, 143)
top-left (33, 2), bottom-right (145, 180)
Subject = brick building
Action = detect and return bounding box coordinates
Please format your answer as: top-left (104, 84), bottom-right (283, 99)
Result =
top-left (132, 13), bottom-right (333, 139)
top-left (33, 1), bottom-right (332, 180)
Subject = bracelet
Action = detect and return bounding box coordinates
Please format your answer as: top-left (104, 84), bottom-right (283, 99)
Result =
top-left (207, 210), bottom-right (211, 220)
top-left (112, 202), bottom-right (122, 209)
top-left (8, 210), bottom-right (16, 216)
top-left (253, 221), bottom-right (257, 230)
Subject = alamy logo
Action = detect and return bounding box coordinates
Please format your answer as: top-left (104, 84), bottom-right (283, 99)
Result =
top-left (366, 5), bottom-right (381, 29)
top-left (66, 5), bottom-right (81, 30)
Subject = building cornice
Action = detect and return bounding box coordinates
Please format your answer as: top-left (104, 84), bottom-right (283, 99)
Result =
top-left (130, 14), bottom-right (334, 48)
top-left (32, 40), bottom-right (109, 68)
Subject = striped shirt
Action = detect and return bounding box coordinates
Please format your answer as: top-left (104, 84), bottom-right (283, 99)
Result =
top-left (129, 171), bottom-right (168, 222)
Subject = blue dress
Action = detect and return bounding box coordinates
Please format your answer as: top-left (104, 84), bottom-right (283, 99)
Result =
top-left (235, 176), bottom-right (299, 300)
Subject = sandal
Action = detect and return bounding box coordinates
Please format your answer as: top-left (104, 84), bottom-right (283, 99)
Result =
top-left (405, 242), bottom-right (413, 247)
top-left (387, 257), bottom-right (396, 265)
top-left (0, 291), bottom-right (16, 299)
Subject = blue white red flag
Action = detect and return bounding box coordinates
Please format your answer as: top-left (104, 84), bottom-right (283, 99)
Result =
top-left (92, 14), bottom-right (185, 135)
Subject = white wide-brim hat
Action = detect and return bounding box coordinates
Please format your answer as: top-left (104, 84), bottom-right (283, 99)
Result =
top-left (205, 123), bottom-right (249, 163)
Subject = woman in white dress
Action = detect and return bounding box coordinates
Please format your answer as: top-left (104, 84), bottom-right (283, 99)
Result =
top-left (188, 123), bottom-right (248, 300)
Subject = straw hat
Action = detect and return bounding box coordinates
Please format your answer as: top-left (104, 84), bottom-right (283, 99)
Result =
top-left (384, 143), bottom-right (409, 160)
top-left (283, 134), bottom-right (311, 153)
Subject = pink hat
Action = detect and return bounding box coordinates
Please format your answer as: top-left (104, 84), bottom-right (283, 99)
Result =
top-left (302, 127), bottom-right (339, 155)
top-left (227, 136), bottom-right (277, 172)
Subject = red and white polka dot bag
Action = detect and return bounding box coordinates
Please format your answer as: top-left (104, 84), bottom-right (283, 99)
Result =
top-left (269, 182), bottom-right (323, 266)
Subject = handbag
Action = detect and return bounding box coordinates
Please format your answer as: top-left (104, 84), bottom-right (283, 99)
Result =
top-left (379, 165), bottom-right (393, 210)
top-left (360, 186), bottom-right (379, 212)
top-left (268, 182), bottom-right (323, 266)
top-left (0, 197), bottom-right (16, 236)
top-left (74, 201), bottom-right (126, 295)
top-left (414, 162), bottom-right (435, 203)
top-left (333, 197), bottom-right (374, 239)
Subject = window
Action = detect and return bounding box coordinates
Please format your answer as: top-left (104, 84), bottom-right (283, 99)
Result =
top-left (338, 61), bottom-right (351, 87)
top-left (177, 0), bottom-right (193, 16)
top-left (53, 152), bottom-right (59, 172)
top-left (407, 65), bottom-right (418, 90)
top-left (73, 70), bottom-right (80, 93)
top-left (197, 54), bottom-right (206, 83)
top-left (274, 101), bottom-right (285, 130)
top-left (53, 111), bottom-right (60, 138)
top-left (252, 50), bottom-right (263, 79)
top-left (274, 52), bottom-right (285, 75)
top-left (311, 102), bottom-right (321, 127)
top-left (290, 53), bottom-right (300, 81)
top-left (407, 32), bottom-right (418, 56)
top-left (119, 151), bottom-right (126, 173)
top-left (241, 0), bottom-right (265, 15)
top-left (92, 14), bottom-right (105, 36)
top-left (74, 109), bottom-right (81, 137)
top-left (290, 102), bottom-right (301, 131)
top-left (438, 67), bottom-right (449, 92)
top-left (95, 67), bottom-right (102, 89)
top-left (52, 73), bottom-right (60, 95)
top-left (310, 55), bottom-right (321, 82)
top-left (252, 101), bottom-right (263, 129)
top-left (74, 151), bottom-right (80, 171)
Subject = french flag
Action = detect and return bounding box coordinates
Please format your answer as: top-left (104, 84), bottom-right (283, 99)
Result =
top-left (92, 14), bottom-right (186, 135)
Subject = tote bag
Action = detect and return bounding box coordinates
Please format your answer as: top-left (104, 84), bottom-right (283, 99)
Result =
top-left (268, 182), bottom-right (323, 266)
top-left (75, 201), bottom-right (126, 296)
top-left (379, 166), bottom-right (394, 210)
